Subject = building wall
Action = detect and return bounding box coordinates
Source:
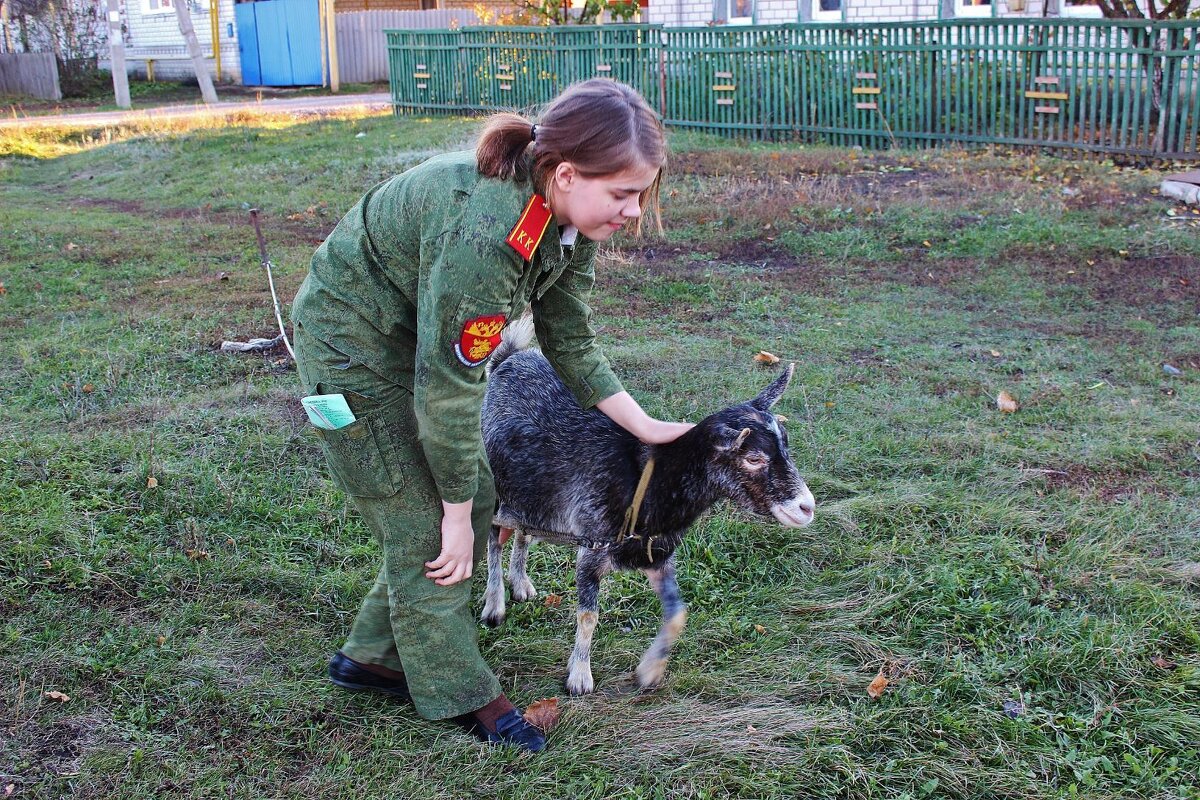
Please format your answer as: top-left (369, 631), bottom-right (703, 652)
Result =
top-left (649, 0), bottom-right (1113, 25)
top-left (115, 0), bottom-right (241, 83)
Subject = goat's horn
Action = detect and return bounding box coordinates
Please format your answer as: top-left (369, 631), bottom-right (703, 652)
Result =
top-left (734, 428), bottom-right (751, 449)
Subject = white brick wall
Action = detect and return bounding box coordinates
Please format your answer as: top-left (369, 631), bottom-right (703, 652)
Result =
top-left (107, 0), bottom-right (241, 83)
top-left (648, 0), bottom-right (1119, 25)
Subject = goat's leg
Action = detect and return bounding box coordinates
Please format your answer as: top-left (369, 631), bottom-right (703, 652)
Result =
top-left (506, 530), bottom-right (537, 602)
top-left (636, 555), bottom-right (688, 689)
top-left (566, 548), bottom-right (610, 696)
top-left (481, 524), bottom-right (508, 627)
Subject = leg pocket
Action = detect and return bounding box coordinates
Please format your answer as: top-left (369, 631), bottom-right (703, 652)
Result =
top-left (312, 384), bottom-right (399, 499)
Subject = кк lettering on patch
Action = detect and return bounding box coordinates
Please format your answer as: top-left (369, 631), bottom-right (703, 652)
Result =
top-left (455, 314), bottom-right (506, 367)
top-left (506, 195), bottom-right (553, 261)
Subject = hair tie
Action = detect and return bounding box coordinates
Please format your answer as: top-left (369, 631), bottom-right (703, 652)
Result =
top-left (530, 124), bottom-right (538, 142)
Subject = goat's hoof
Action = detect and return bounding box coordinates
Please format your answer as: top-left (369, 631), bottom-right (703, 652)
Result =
top-left (565, 669), bottom-right (594, 696)
top-left (480, 607), bottom-right (506, 628)
top-left (509, 577), bottom-right (537, 603)
top-left (635, 658), bottom-right (668, 689)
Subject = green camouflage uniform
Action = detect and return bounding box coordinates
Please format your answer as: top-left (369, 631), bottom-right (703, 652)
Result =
top-left (291, 150), bottom-right (624, 720)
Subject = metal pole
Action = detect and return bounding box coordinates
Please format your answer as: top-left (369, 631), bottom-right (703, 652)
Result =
top-left (172, 0), bottom-right (218, 104)
top-left (210, 0), bottom-right (221, 83)
top-left (106, 0), bottom-right (130, 109)
top-left (325, 0), bottom-right (339, 93)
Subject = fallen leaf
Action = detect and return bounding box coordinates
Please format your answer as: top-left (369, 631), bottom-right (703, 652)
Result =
top-left (65, 242), bottom-right (78, 251)
top-left (1151, 655), bottom-right (1176, 670)
top-left (997, 391), bottom-right (1019, 413)
top-left (82, 383), bottom-right (94, 393)
top-left (146, 476), bottom-right (158, 488)
top-left (43, 690), bottom-right (70, 702)
top-left (0, 283), bottom-right (6, 295)
top-left (922, 240), bottom-right (932, 247)
top-left (990, 349), bottom-right (1002, 357)
top-left (523, 697), bottom-right (561, 731)
top-left (156, 635), bottom-right (166, 646)
top-left (774, 414), bottom-right (788, 423)
top-left (4, 783), bottom-right (13, 797)
top-left (216, 271), bottom-right (230, 281)
top-left (824, 401), bottom-right (835, 408)
top-left (867, 670), bottom-right (889, 699)
top-left (754, 624), bottom-right (767, 635)
top-left (543, 594), bottom-right (562, 608)
top-left (753, 350), bottom-right (780, 365)
top-left (185, 549), bottom-right (210, 561)
top-left (747, 725), bottom-right (757, 733)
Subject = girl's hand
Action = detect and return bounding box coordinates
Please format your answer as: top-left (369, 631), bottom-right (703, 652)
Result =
top-left (635, 419), bottom-right (694, 445)
top-left (425, 500), bottom-right (475, 586)
top-left (596, 391), bottom-right (694, 445)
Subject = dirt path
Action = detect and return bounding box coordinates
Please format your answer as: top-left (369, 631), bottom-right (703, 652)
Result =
top-left (0, 91), bottom-right (392, 129)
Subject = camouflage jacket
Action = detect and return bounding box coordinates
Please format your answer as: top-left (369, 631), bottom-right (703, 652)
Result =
top-left (292, 151), bottom-right (624, 504)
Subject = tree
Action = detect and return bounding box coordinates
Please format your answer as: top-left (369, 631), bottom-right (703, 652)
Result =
top-left (518, 0), bottom-right (640, 25)
top-left (1092, 0), bottom-right (1195, 151)
top-left (1093, 0), bottom-right (1192, 19)
top-left (3, 0), bottom-right (107, 95)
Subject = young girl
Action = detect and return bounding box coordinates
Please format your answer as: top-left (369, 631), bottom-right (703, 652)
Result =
top-left (291, 78), bottom-right (690, 753)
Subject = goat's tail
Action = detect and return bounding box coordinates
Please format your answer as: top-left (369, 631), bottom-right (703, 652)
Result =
top-left (489, 312), bottom-right (536, 372)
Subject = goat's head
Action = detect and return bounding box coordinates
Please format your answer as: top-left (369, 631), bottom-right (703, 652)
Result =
top-left (701, 364), bottom-right (815, 528)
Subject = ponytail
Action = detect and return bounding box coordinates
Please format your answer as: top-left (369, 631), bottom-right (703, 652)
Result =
top-left (476, 112), bottom-right (536, 182)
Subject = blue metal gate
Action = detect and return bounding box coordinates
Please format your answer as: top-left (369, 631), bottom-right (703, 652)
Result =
top-left (236, 0), bottom-right (322, 87)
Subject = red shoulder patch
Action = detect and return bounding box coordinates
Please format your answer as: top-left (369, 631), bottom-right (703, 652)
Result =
top-left (454, 314), bottom-right (507, 367)
top-left (506, 195), bottom-right (553, 261)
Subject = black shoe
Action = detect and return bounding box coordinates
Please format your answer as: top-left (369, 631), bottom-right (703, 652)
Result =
top-left (327, 652), bottom-right (412, 701)
top-left (455, 708), bottom-right (547, 753)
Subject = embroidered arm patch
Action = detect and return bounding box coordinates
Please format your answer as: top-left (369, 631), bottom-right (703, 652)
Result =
top-left (455, 314), bottom-right (507, 367)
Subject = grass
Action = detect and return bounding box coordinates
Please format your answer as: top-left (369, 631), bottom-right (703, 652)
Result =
top-left (1, 109), bottom-right (1199, 799)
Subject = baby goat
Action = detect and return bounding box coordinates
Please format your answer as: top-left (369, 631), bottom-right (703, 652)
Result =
top-left (480, 323), bottom-right (815, 695)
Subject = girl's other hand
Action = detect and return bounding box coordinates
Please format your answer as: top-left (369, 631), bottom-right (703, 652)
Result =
top-left (425, 500), bottom-right (475, 586)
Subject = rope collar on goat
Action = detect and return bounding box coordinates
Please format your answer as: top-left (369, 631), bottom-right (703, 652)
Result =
top-left (616, 456), bottom-right (657, 561)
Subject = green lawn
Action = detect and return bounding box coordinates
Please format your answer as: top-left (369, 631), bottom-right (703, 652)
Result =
top-left (1, 110), bottom-right (1198, 800)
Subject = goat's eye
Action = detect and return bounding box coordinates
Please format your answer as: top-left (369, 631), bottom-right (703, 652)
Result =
top-left (743, 454), bottom-right (769, 469)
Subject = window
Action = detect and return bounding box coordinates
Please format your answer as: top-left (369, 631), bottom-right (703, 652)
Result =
top-left (954, 0), bottom-right (992, 18)
top-left (714, 0), bottom-right (753, 25)
top-left (811, 0), bottom-right (842, 22)
top-left (144, 0), bottom-right (175, 13)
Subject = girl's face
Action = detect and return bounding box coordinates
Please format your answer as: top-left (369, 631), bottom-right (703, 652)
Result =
top-left (549, 161), bottom-right (660, 242)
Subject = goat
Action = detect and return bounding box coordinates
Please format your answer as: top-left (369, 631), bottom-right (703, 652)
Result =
top-left (480, 320), bottom-right (815, 695)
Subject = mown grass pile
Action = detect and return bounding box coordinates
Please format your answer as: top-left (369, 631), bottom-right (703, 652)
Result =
top-left (1, 109), bottom-right (1198, 799)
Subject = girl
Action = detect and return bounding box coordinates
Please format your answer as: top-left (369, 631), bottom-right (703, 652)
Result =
top-left (291, 78), bottom-right (690, 753)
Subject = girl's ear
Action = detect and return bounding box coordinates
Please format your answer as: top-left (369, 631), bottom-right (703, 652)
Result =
top-left (553, 162), bottom-right (577, 193)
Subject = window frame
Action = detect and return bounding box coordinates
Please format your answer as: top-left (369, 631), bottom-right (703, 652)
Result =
top-left (714, 0), bottom-right (754, 25)
top-left (954, 0), bottom-right (995, 18)
top-left (142, 0), bottom-right (176, 15)
top-left (810, 0), bottom-right (844, 22)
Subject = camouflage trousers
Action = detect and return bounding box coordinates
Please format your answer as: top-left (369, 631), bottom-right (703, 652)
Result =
top-left (294, 324), bottom-right (501, 720)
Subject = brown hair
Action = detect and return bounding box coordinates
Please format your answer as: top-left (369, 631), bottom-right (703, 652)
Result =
top-left (476, 78), bottom-right (666, 235)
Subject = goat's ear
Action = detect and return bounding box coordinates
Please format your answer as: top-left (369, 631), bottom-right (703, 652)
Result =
top-left (752, 362), bottom-right (795, 410)
top-left (716, 425), bottom-right (752, 451)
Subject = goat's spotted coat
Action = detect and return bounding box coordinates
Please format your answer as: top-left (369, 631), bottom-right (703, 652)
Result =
top-left (481, 323), bottom-right (815, 694)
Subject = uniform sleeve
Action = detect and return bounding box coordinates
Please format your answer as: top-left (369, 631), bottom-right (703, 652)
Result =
top-left (531, 256), bottom-right (624, 409)
top-left (413, 228), bottom-right (520, 504)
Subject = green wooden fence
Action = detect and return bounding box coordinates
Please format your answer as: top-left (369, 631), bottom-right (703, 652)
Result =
top-left (387, 20), bottom-right (1200, 159)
